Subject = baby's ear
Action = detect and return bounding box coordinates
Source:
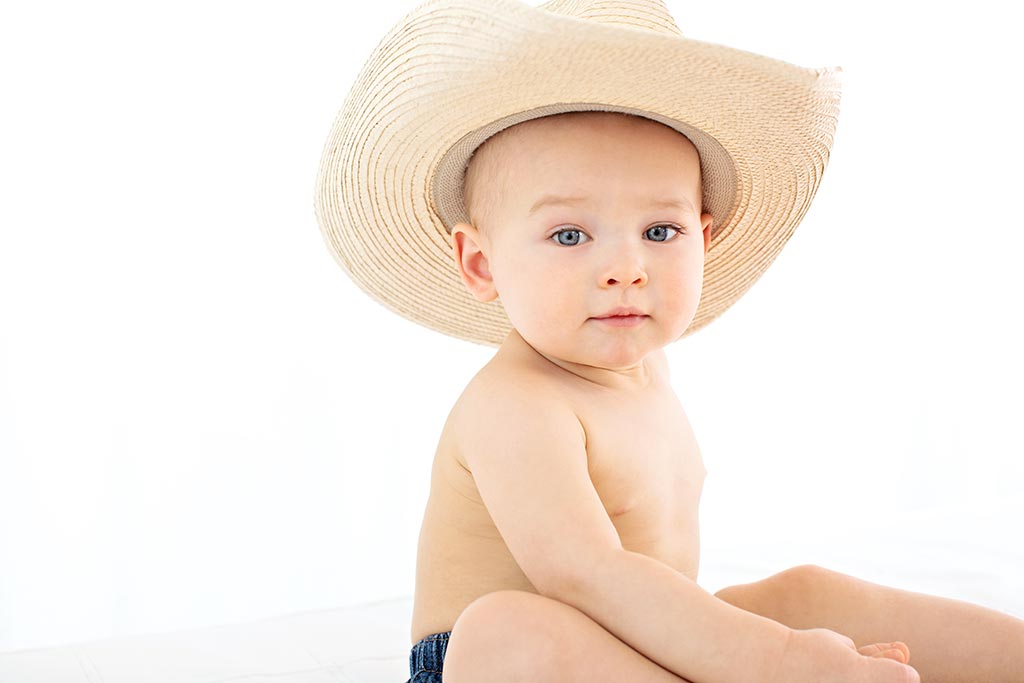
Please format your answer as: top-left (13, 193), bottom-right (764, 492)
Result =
top-left (701, 213), bottom-right (714, 255)
top-left (451, 222), bottom-right (498, 303)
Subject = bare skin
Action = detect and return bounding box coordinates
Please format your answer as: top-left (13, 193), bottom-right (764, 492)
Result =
top-left (716, 564), bottom-right (1024, 683)
top-left (407, 111), bottom-right (1024, 682)
top-left (415, 330), bottom-right (914, 683)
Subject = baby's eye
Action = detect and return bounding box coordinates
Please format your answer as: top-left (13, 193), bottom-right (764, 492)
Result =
top-left (549, 224), bottom-right (684, 247)
top-left (645, 224), bottom-right (684, 242)
top-left (551, 228), bottom-right (590, 246)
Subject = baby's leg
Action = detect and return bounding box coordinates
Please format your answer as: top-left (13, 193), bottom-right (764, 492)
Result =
top-left (715, 564), bottom-right (1024, 683)
top-left (443, 589), bottom-right (695, 683)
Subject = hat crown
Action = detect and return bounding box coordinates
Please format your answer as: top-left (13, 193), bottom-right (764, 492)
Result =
top-left (537, 0), bottom-right (683, 37)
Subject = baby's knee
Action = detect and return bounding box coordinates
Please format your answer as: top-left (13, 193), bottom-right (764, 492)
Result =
top-left (713, 565), bottom-right (826, 618)
top-left (775, 563), bottom-right (833, 589)
top-left (446, 591), bottom-right (562, 682)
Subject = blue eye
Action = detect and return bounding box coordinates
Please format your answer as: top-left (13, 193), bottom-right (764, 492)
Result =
top-left (549, 224), bottom-right (684, 246)
top-left (646, 224), bottom-right (684, 242)
top-left (551, 228), bottom-right (589, 246)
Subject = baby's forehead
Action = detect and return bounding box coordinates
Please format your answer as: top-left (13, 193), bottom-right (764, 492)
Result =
top-left (483, 111), bottom-right (692, 159)
top-left (474, 114), bottom-right (703, 197)
top-left (462, 111), bottom-right (703, 232)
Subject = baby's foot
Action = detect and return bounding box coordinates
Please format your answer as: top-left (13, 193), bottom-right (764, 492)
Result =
top-left (858, 641), bottom-right (910, 664)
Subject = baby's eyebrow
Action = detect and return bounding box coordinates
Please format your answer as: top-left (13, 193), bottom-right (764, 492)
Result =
top-left (527, 194), bottom-right (696, 217)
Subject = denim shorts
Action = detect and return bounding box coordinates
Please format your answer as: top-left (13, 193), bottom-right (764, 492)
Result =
top-left (406, 631), bottom-right (451, 683)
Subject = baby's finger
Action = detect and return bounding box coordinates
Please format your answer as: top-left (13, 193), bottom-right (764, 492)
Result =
top-left (880, 648), bottom-right (907, 663)
top-left (889, 641), bottom-right (911, 663)
top-left (858, 641), bottom-right (910, 663)
top-left (871, 657), bottom-right (920, 683)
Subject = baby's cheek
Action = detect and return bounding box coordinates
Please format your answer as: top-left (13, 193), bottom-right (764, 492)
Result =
top-left (493, 285), bottom-right (549, 334)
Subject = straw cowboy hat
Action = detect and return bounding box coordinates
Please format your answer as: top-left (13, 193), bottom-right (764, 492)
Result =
top-left (314, 0), bottom-right (842, 347)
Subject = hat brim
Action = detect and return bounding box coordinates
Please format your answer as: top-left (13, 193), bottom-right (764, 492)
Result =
top-left (314, 0), bottom-right (842, 347)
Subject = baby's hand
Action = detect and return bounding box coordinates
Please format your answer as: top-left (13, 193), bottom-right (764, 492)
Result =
top-left (771, 627), bottom-right (920, 683)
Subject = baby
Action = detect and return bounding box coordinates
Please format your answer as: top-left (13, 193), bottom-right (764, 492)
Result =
top-left (311, 1), bottom-right (1024, 681)
top-left (407, 110), bottom-right (1024, 683)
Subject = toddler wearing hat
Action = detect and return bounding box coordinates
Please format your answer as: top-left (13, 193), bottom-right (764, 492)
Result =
top-left (313, 1), bottom-right (1024, 682)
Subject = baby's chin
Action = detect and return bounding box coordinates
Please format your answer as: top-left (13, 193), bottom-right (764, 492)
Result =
top-left (517, 327), bottom-right (668, 377)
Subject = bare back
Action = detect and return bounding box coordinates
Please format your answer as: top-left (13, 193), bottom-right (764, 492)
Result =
top-left (410, 333), bottom-right (707, 645)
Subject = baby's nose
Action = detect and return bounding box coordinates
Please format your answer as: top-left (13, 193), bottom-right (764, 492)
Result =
top-left (604, 270), bottom-right (647, 287)
top-left (601, 251), bottom-right (648, 287)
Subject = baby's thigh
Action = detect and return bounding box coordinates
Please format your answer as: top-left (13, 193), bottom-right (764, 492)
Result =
top-left (442, 589), bottom-right (692, 683)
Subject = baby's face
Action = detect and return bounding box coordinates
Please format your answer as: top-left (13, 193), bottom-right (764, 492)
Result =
top-left (451, 112), bottom-right (713, 371)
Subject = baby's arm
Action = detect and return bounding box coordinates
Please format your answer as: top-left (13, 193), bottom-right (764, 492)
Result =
top-left (565, 551), bottom-right (918, 682)
top-left (569, 545), bottom-right (788, 680)
top-left (460, 380), bottom-right (918, 683)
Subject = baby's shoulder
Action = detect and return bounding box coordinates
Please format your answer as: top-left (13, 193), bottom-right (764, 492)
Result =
top-left (448, 356), bottom-right (579, 448)
top-left (454, 355), bottom-right (566, 420)
top-left (445, 361), bottom-right (583, 475)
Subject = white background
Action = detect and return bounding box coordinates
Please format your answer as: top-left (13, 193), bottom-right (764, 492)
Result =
top-left (1, 0), bottom-right (1021, 652)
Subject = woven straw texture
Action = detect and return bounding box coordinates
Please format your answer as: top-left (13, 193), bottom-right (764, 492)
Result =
top-left (314, 0), bottom-right (842, 347)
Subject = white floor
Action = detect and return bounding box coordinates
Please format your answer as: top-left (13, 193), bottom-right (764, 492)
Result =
top-left (2, 524), bottom-right (1022, 682)
top-left (0, 594), bottom-right (413, 683)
